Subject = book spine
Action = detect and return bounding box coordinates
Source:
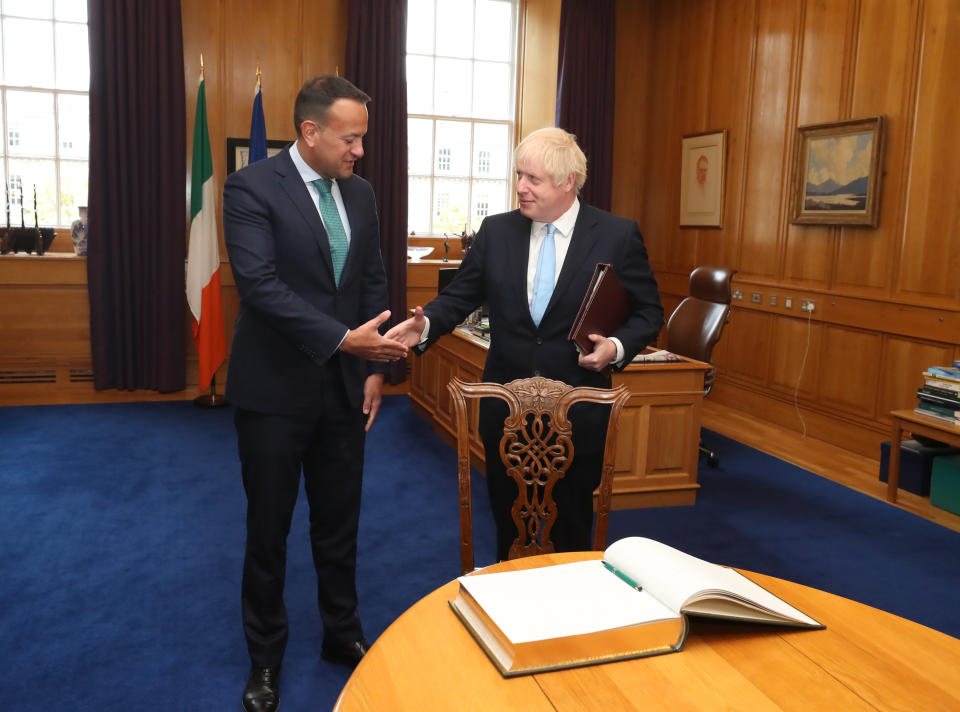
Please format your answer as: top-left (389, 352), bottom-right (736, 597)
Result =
top-left (925, 367), bottom-right (960, 383)
top-left (917, 389), bottom-right (960, 409)
top-left (919, 384), bottom-right (960, 402)
top-left (924, 377), bottom-right (960, 393)
top-left (915, 402), bottom-right (960, 421)
top-left (913, 407), bottom-right (960, 424)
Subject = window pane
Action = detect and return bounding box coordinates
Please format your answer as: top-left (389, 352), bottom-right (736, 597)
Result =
top-left (433, 178), bottom-right (469, 234)
top-left (472, 62), bottom-right (510, 120)
top-left (407, 118), bottom-right (433, 174)
top-left (57, 93), bottom-right (87, 158)
top-left (408, 176), bottom-right (432, 234)
top-left (474, 0), bottom-right (512, 61)
top-left (471, 179), bottom-right (507, 231)
top-left (54, 0), bottom-right (86, 22)
top-left (4, 0), bottom-right (52, 18)
top-left (473, 123), bottom-right (509, 178)
top-left (7, 158), bottom-right (56, 225)
top-left (58, 158), bottom-right (86, 224)
top-left (7, 90), bottom-right (55, 155)
top-left (406, 0), bottom-right (434, 54)
top-left (55, 21), bottom-right (88, 89)
top-left (406, 55), bottom-right (433, 114)
top-left (434, 58), bottom-right (471, 117)
top-left (435, 0), bottom-right (473, 59)
top-left (4, 18), bottom-right (55, 87)
top-left (435, 121), bottom-right (470, 176)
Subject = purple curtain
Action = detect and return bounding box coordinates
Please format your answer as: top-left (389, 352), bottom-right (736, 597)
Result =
top-left (87, 0), bottom-right (187, 392)
top-left (555, 0), bottom-right (615, 211)
top-left (345, 0), bottom-right (409, 385)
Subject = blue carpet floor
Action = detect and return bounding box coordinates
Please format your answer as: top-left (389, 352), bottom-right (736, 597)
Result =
top-left (0, 395), bottom-right (957, 711)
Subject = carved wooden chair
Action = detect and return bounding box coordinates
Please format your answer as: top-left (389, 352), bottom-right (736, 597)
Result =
top-left (447, 376), bottom-right (631, 575)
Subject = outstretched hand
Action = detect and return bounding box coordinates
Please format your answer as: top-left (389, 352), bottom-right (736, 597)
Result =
top-left (340, 310), bottom-right (409, 362)
top-left (383, 306), bottom-right (427, 349)
top-left (578, 334), bottom-right (618, 372)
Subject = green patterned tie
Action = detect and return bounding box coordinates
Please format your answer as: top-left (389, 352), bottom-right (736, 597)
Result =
top-left (312, 178), bottom-right (348, 285)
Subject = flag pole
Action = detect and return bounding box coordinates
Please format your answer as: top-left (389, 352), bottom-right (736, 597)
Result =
top-left (194, 374), bottom-right (228, 408)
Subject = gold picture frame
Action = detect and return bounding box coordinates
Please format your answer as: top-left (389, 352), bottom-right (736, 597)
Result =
top-left (790, 116), bottom-right (885, 227)
top-left (679, 130), bottom-right (726, 228)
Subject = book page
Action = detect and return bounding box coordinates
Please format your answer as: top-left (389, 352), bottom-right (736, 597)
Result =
top-left (604, 538), bottom-right (819, 626)
top-left (458, 560), bottom-right (678, 644)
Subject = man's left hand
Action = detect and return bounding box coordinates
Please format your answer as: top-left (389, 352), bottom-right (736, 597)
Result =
top-left (578, 334), bottom-right (617, 372)
top-left (362, 373), bottom-right (385, 431)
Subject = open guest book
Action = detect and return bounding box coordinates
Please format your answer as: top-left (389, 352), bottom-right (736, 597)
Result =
top-left (449, 537), bottom-right (823, 677)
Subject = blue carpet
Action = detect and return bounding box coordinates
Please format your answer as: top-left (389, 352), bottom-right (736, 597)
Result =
top-left (0, 396), bottom-right (957, 711)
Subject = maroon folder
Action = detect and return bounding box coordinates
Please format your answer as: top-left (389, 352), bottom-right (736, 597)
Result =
top-left (567, 263), bottom-right (629, 354)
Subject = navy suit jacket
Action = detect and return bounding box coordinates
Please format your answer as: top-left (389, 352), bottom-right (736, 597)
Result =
top-left (420, 204), bottom-right (664, 391)
top-left (222, 147), bottom-right (389, 415)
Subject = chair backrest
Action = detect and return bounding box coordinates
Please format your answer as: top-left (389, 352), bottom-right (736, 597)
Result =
top-left (447, 376), bottom-right (631, 575)
top-left (665, 266), bottom-right (737, 374)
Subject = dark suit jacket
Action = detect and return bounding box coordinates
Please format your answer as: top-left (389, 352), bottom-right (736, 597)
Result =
top-left (222, 147), bottom-right (389, 415)
top-left (419, 203), bottom-right (663, 392)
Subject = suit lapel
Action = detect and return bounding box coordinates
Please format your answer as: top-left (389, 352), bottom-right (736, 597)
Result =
top-left (275, 149), bottom-right (337, 283)
top-left (506, 211), bottom-right (533, 323)
top-left (543, 203), bottom-right (599, 320)
top-left (337, 177), bottom-right (362, 283)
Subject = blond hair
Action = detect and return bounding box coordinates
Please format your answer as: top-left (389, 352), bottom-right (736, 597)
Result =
top-left (514, 127), bottom-right (587, 190)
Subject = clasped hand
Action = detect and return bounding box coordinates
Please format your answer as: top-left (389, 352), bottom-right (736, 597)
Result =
top-left (383, 306), bottom-right (427, 348)
top-left (340, 310), bottom-right (409, 362)
top-left (578, 334), bottom-right (617, 372)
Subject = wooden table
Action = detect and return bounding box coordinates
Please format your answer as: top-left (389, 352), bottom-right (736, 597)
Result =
top-left (887, 408), bottom-right (960, 503)
top-left (410, 329), bottom-right (711, 509)
top-left (334, 552), bottom-right (960, 711)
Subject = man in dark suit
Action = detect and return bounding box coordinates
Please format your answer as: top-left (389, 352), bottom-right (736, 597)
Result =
top-left (387, 127), bottom-right (663, 562)
top-left (223, 76), bottom-right (407, 712)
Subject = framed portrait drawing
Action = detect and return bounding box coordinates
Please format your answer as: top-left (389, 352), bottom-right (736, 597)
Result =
top-left (679, 130), bottom-right (726, 228)
top-left (790, 116), bottom-right (885, 227)
top-left (226, 137), bottom-right (289, 173)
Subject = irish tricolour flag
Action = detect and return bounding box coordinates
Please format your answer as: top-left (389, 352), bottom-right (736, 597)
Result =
top-left (186, 75), bottom-right (226, 391)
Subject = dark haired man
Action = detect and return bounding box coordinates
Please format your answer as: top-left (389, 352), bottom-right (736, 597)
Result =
top-left (223, 75), bottom-right (407, 712)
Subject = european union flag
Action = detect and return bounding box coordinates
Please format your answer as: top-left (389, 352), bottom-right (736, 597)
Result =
top-left (249, 81), bottom-right (266, 164)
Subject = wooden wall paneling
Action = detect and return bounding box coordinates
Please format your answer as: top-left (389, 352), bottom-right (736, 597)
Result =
top-left (302, 0), bottom-right (350, 81)
top-left (879, 336), bottom-right (955, 422)
top-left (517, 0), bottom-right (561, 141)
top-left (816, 324), bottom-right (882, 416)
top-left (720, 307), bottom-right (773, 385)
top-left (782, 0), bottom-right (855, 287)
top-left (767, 313), bottom-right (821, 399)
top-left (898, 0), bottom-right (960, 302)
top-left (738, 0), bottom-right (800, 281)
top-left (838, 0), bottom-right (919, 293)
top-left (700, 0), bottom-right (757, 270)
top-left (612, 0), bottom-right (654, 225)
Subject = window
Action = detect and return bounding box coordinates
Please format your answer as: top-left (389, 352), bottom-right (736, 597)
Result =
top-left (0, 2), bottom-right (89, 228)
top-left (406, 0), bottom-right (517, 236)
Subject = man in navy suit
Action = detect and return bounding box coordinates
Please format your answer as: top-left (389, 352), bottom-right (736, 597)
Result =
top-left (387, 127), bottom-right (663, 562)
top-left (223, 76), bottom-right (407, 712)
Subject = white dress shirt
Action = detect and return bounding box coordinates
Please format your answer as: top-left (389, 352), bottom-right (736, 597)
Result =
top-left (289, 142), bottom-right (352, 242)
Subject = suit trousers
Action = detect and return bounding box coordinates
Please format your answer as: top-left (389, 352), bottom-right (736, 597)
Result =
top-left (234, 370), bottom-right (366, 667)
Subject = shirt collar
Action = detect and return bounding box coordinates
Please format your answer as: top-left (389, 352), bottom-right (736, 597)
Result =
top-left (289, 141), bottom-right (334, 187)
top-left (532, 198), bottom-right (580, 238)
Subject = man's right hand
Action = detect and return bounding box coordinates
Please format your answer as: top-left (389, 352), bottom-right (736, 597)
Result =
top-left (340, 310), bottom-right (409, 362)
top-left (384, 306), bottom-right (427, 348)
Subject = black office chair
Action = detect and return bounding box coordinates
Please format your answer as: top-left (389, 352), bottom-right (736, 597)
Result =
top-left (664, 266), bottom-right (737, 467)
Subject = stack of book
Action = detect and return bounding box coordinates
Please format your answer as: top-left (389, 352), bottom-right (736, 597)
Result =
top-left (916, 362), bottom-right (960, 424)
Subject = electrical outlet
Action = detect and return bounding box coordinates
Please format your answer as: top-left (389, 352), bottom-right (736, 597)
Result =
top-left (801, 299), bottom-right (815, 313)
top-left (784, 297), bottom-right (793, 309)
top-left (769, 294), bottom-right (777, 307)
top-left (751, 292), bottom-right (762, 304)
top-left (732, 289), bottom-right (744, 301)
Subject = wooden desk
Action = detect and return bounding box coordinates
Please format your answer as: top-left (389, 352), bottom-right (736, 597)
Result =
top-left (334, 553), bottom-right (960, 711)
top-left (887, 408), bottom-right (960, 503)
top-left (410, 329), bottom-right (711, 509)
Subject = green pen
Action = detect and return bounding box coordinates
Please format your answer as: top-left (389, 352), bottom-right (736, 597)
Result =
top-left (602, 560), bottom-right (643, 591)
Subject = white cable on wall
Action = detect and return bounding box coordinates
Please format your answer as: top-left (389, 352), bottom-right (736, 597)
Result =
top-left (793, 306), bottom-right (813, 439)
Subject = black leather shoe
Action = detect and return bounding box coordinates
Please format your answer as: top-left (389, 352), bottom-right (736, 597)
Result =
top-left (321, 638), bottom-right (369, 668)
top-left (242, 665), bottom-right (280, 712)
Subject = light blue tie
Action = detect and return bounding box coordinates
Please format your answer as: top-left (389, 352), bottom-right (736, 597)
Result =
top-left (530, 223), bottom-right (556, 326)
top-left (312, 178), bottom-right (348, 285)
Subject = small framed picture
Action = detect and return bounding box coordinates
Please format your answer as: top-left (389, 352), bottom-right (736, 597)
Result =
top-left (226, 137), bottom-right (289, 173)
top-left (679, 130), bottom-right (726, 228)
top-left (790, 116), bottom-right (885, 227)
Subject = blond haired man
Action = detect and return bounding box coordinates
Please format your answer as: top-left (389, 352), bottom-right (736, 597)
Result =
top-left (388, 127), bottom-right (663, 559)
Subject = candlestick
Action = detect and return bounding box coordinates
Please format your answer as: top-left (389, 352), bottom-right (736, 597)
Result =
top-left (33, 184), bottom-right (37, 228)
top-left (5, 183), bottom-right (8, 229)
top-left (20, 186), bottom-right (24, 228)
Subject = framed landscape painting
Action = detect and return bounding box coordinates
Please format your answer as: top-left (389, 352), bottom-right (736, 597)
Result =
top-left (790, 116), bottom-right (885, 227)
